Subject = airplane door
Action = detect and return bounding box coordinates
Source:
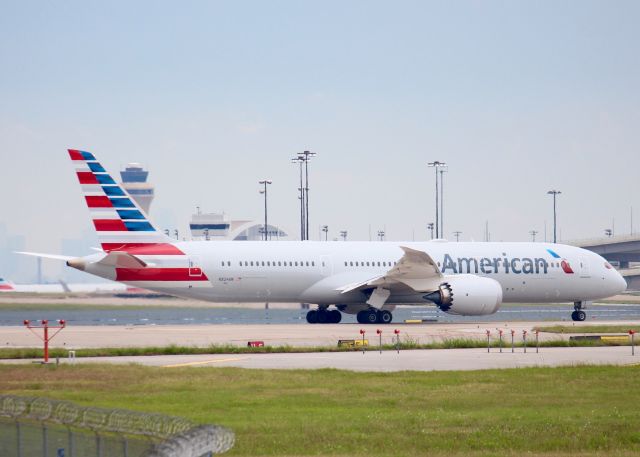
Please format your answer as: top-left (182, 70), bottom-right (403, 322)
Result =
top-left (579, 257), bottom-right (590, 278)
top-left (189, 256), bottom-right (203, 277)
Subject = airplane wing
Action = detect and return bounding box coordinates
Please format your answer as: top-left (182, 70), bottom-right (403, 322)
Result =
top-left (338, 246), bottom-right (443, 294)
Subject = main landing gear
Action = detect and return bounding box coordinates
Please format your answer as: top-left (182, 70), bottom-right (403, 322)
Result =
top-left (356, 308), bottom-right (393, 324)
top-left (571, 301), bottom-right (587, 322)
top-left (306, 308), bottom-right (342, 324)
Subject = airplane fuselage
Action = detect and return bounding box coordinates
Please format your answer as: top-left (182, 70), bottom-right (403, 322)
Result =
top-left (105, 240), bottom-right (625, 306)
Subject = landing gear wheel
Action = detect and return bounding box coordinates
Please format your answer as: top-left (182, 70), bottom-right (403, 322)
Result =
top-left (571, 310), bottom-right (586, 322)
top-left (357, 310), bottom-right (368, 324)
top-left (378, 310), bottom-right (393, 324)
top-left (317, 309), bottom-right (329, 324)
top-left (329, 310), bottom-right (342, 324)
top-left (366, 309), bottom-right (378, 324)
top-left (306, 310), bottom-right (318, 324)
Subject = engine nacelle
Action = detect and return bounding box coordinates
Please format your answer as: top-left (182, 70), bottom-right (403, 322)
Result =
top-left (423, 274), bottom-right (502, 316)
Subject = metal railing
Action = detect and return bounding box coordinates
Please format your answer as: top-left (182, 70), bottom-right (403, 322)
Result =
top-left (0, 395), bottom-right (234, 457)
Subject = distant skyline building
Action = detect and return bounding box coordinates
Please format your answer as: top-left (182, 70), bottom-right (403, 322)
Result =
top-left (120, 163), bottom-right (154, 214)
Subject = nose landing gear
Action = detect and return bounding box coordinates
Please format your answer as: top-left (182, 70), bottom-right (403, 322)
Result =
top-left (571, 301), bottom-right (589, 321)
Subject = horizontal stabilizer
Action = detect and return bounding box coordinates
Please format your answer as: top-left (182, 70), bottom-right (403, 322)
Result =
top-left (15, 251), bottom-right (74, 261)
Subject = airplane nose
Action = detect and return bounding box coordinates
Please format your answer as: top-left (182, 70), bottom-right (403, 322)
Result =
top-left (616, 272), bottom-right (628, 293)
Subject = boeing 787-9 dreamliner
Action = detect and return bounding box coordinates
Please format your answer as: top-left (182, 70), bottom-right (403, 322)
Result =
top-left (20, 150), bottom-right (628, 324)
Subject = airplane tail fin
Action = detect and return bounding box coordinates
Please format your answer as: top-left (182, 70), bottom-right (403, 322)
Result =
top-left (68, 149), bottom-right (180, 254)
top-left (0, 277), bottom-right (14, 291)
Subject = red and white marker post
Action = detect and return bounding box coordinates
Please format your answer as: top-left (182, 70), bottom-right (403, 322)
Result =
top-left (23, 319), bottom-right (66, 364)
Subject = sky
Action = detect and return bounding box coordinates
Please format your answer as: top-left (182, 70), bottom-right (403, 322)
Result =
top-left (1, 1), bottom-right (639, 280)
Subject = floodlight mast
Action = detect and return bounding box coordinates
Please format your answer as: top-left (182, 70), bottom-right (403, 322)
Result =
top-left (428, 161), bottom-right (446, 238)
top-left (547, 190), bottom-right (561, 243)
top-left (291, 157), bottom-right (305, 240)
top-left (298, 150), bottom-right (316, 240)
top-left (259, 179), bottom-right (272, 241)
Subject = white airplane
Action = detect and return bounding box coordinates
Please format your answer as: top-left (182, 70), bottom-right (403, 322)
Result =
top-left (0, 276), bottom-right (129, 294)
top-left (20, 149), bottom-right (628, 323)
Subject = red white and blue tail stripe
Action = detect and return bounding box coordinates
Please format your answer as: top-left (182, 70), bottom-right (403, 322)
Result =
top-left (68, 149), bottom-right (210, 288)
top-left (69, 149), bottom-right (179, 254)
top-left (0, 277), bottom-right (14, 291)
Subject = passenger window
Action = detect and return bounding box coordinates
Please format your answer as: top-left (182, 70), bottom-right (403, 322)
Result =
top-left (377, 261), bottom-right (380, 266)
top-left (227, 261), bottom-right (231, 266)
top-left (295, 261), bottom-right (298, 266)
top-left (306, 261), bottom-right (309, 266)
top-left (278, 261), bottom-right (282, 266)
top-left (250, 261), bottom-right (254, 266)
top-left (312, 261), bottom-right (315, 266)
top-left (350, 261), bottom-right (353, 266)
top-left (366, 262), bottom-right (370, 266)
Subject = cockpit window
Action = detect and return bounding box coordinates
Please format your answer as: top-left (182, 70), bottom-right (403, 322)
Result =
top-left (604, 262), bottom-right (613, 270)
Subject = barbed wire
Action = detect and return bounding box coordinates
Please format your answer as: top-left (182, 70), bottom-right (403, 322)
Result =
top-left (0, 395), bottom-right (234, 456)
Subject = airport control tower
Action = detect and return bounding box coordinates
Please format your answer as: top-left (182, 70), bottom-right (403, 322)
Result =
top-left (120, 163), bottom-right (154, 213)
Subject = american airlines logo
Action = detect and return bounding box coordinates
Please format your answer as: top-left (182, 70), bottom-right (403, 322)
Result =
top-left (441, 253), bottom-right (550, 275)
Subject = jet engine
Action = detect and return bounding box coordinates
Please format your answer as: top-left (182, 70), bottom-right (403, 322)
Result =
top-left (423, 274), bottom-right (502, 316)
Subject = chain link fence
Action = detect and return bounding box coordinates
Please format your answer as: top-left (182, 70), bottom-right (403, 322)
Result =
top-left (0, 395), bottom-right (234, 457)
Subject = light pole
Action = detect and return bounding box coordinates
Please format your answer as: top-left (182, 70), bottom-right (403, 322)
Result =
top-left (340, 230), bottom-right (347, 241)
top-left (298, 150), bottom-right (316, 240)
top-left (322, 225), bottom-right (328, 241)
top-left (428, 161), bottom-right (446, 238)
top-left (529, 230), bottom-right (538, 242)
top-left (427, 222), bottom-right (434, 240)
top-left (547, 190), bottom-right (561, 243)
top-left (259, 179), bottom-right (272, 241)
top-left (439, 166), bottom-right (448, 237)
top-left (453, 231), bottom-right (462, 242)
top-left (291, 157), bottom-right (305, 240)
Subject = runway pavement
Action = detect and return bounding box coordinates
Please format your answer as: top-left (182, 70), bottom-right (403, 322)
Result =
top-left (2, 346), bottom-right (637, 372)
top-left (3, 320), bottom-right (639, 349)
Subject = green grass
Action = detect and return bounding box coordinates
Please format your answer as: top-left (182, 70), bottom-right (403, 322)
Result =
top-left (1, 364), bottom-right (639, 456)
top-left (535, 325), bottom-right (640, 334)
top-left (0, 337), bottom-right (635, 360)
